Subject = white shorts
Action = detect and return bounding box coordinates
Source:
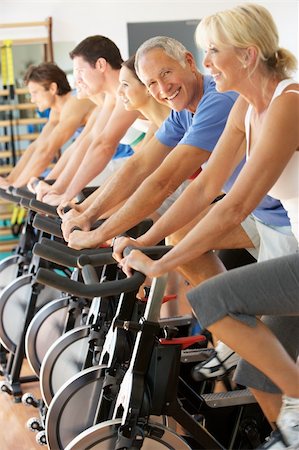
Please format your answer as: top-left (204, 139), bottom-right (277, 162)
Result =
top-left (88, 157), bottom-right (130, 187)
top-left (241, 214), bottom-right (298, 261)
top-left (156, 180), bottom-right (191, 216)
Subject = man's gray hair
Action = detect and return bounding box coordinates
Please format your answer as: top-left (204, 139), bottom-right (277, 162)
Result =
top-left (135, 36), bottom-right (188, 79)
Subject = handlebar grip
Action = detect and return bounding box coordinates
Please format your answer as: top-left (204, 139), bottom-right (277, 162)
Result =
top-left (123, 245), bottom-right (173, 259)
top-left (66, 221), bottom-right (105, 234)
top-left (20, 197), bottom-right (31, 209)
top-left (77, 249), bottom-right (114, 268)
top-left (33, 214), bottom-right (63, 238)
top-left (34, 241), bottom-right (114, 268)
top-left (33, 242), bottom-right (79, 268)
top-left (38, 237), bottom-right (110, 257)
top-left (29, 199), bottom-right (58, 217)
top-left (13, 187), bottom-right (35, 200)
top-left (0, 188), bottom-right (21, 204)
top-left (68, 219), bottom-right (105, 234)
top-left (36, 267), bottom-right (146, 299)
top-left (126, 219), bottom-right (153, 239)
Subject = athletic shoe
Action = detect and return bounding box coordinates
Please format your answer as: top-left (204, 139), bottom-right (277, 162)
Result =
top-left (276, 395), bottom-right (299, 448)
top-left (192, 341), bottom-right (240, 381)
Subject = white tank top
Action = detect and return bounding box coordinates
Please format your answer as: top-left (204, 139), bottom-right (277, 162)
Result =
top-left (245, 79), bottom-right (299, 241)
top-left (120, 118), bottom-right (150, 145)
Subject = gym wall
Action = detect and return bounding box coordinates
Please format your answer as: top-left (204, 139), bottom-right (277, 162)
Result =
top-left (1, 1), bottom-right (298, 80)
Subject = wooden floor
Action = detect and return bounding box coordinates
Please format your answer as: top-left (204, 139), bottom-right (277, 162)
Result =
top-left (0, 359), bottom-right (41, 450)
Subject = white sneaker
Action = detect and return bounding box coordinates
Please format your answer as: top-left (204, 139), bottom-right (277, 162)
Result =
top-left (192, 341), bottom-right (240, 380)
top-left (277, 395), bottom-right (299, 448)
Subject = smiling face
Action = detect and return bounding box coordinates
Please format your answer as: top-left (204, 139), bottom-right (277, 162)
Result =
top-left (203, 43), bottom-right (247, 92)
top-left (73, 55), bottom-right (104, 97)
top-left (27, 81), bottom-right (55, 111)
top-left (117, 66), bottom-right (148, 111)
top-left (137, 48), bottom-right (200, 113)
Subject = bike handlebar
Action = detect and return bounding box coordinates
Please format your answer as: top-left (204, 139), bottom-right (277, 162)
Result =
top-left (29, 198), bottom-right (58, 217)
top-left (36, 266), bottom-right (145, 299)
top-left (33, 214), bottom-right (63, 238)
top-left (0, 188), bottom-right (21, 204)
top-left (123, 245), bottom-right (172, 259)
top-left (33, 241), bottom-right (113, 268)
top-left (13, 187), bottom-right (35, 200)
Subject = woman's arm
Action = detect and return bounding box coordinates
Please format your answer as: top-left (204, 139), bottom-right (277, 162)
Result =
top-left (122, 92), bottom-right (298, 277)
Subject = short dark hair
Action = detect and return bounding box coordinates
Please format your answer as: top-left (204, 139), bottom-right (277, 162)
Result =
top-left (70, 35), bottom-right (123, 69)
top-left (23, 62), bottom-right (71, 95)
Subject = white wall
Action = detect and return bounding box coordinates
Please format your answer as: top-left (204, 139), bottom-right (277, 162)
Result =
top-left (1, 0), bottom-right (298, 78)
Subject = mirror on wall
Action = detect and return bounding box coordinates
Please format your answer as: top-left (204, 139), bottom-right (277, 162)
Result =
top-left (0, 41), bottom-right (76, 88)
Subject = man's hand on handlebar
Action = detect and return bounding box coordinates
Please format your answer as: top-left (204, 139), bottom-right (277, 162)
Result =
top-left (57, 200), bottom-right (83, 219)
top-left (68, 228), bottom-right (102, 250)
top-left (112, 236), bottom-right (144, 263)
top-left (120, 249), bottom-right (159, 278)
top-left (27, 176), bottom-right (40, 194)
top-left (42, 191), bottom-right (67, 206)
top-left (61, 212), bottom-right (91, 242)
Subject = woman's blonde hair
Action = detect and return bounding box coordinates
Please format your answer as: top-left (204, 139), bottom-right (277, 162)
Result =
top-left (195, 3), bottom-right (297, 79)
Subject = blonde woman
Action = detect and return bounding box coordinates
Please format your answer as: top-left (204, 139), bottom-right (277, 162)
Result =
top-left (118, 4), bottom-right (299, 447)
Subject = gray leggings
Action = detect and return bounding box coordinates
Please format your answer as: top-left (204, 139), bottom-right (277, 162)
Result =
top-left (187, 253), bottom-right (299, 393)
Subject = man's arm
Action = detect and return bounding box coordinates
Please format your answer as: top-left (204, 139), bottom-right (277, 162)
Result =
top-left (34, 136), bottom-right (90, 202)
top-left (65, 89), bottom-right (238, 245)
top-left (61, 135), bottom-right (172, 239)
top-left (12, 96), bottom-right (94, 188)
top-left (96, 89), bottom-right (240, 238)
top-left (33, 116), bottom-right (96, 198)
top-left (0, 117), bottom-right (58, 188)
top-left (37, 107), bottom-right (102, 202)
top-left (44, 105), bottom-right (98, 182)
top-left (39, 97), bottom-right (116, 204)
top-left (67, 141), bottom-right (212, 249)
top-left (59, 121), bottom-right (159, 217)
top-left (60, 97), bottom-right (140, 203)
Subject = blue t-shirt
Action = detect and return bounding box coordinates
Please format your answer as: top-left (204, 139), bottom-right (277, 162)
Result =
top-left (156, 75), bottom-right (290, 227)
top-left (156, 75), bottom-right (237, 152)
